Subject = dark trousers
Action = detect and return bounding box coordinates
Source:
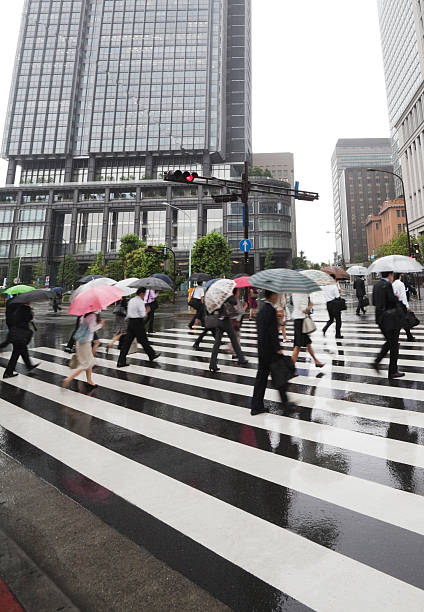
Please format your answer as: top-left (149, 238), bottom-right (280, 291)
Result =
top-left (190, 304), bottom-right (205, 327)
top-left (376, 325), bottom-right (400, 378)
top-left (400, 304), bottom-right (414, 340)
top-left (323, 304), bottom-right (342, 337)
top-left (118, 318), bottom-right (155, 365)
top-left (356, 297), bottom-right (366, 315)
top-left (251, 359), bottom-right (288, 411)
top-left (193, 327), bottom-right (216, 347)
top-left (145, 302), bottom-right (157, 333)
top-left (4, 329), bottom-right (33, 375)
top-left (210, 319), bottom-right (245, 368)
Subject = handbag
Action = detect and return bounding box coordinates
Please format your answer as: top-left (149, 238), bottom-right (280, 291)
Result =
top-left (302, 315), bottom-right (317, 334)
top-left (406, 310), bottom-right (420, 328)
top-left (69, 354), bottom-right (79, 369)
top-left (332, 297), bottom-right (347, 312)
top-left (362, 296), bottom-right (370, 307)
top-left (205, 314), bottom-right (218, 329)
top-left (270, 355), bottom-right (296, 389)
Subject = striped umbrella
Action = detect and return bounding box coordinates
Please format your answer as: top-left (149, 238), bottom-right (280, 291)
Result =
top-left (300, 269), bottom-right (335, 286)
top-left (249, 268), bottom-right (320, 294)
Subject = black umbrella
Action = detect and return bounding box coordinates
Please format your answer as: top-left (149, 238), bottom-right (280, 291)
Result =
top-left (189, 272), bottom-right (211, 282)
top-left (152, 273), bottom-right (173, 287)
top-left (13, 289), bottom-right (54, 304)
top-left (77, 274), bottom-right (104, 284)
top-left (129, 277), bottom-right (172, 290)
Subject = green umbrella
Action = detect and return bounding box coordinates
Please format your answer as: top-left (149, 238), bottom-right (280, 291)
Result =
top-left (250, 268), bottom-right (321, 294)
top-left (3, 285), bottom-right (36, 295)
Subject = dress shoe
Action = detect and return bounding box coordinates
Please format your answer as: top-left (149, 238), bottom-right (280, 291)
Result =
top-left (117, 362), bottom-right (129, 368)
top-left (315, 362), bottom-right (325, 368)
top-left (407, 336), bottom-right (416, 342)
top-left (209, 366), bottom-right (220, 373)
top-left (335, 335), bottom-right (344, 339)
top-left (149, 352), bottom-right (161, 362)
top-left (373, 361), bottom-right (381, 374)
top-left (3, 372), bottom-right (18, 379)
top-left (238, 360), bottom-right (249, 366)
top-left (251, 407), bottom-right (267, 416)
top-left (231, 354), bottom-right (238, 359)
top-left (192, 343), bottom-right (200, 351)
top-left (389, 371), bottom-right (405, 381)
top-left (27, 363), bottom-right (40, 373)
top-left (64, 347), bottom-right (74, 354)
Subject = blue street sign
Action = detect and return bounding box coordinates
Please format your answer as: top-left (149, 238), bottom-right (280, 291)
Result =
top-left (240, 239), bottom-right (252, 253)
top-left (295, 181), bottom-right (299, 195)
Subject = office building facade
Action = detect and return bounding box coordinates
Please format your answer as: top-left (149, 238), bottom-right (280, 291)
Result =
top-left (331, 138), bottom-right (394, 262)
top-left (377, 0), bottom-right (424, 235)
top-left (366, 197), bottom-right (406, 257)
top-left (2, 0), bottom-right (252, 184)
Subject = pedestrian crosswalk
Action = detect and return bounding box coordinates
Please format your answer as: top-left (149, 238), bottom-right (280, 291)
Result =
top-left (1, 316), bottom-right (424, 611)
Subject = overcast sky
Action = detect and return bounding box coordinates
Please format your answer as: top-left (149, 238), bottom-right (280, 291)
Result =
top-left (0, 0), bottom-right (390, 263)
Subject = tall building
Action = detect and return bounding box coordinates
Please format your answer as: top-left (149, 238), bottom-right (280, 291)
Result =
top-left (2, 0), bottom-right (252, 184)
top-left (377, 0), bottom-right (424, 235)
top-left (252, 152), bottom-right (296, 255)
top-left (331, 138), bottom-right (394, 262)
top-left (366, 197), bottom-right (407, 257)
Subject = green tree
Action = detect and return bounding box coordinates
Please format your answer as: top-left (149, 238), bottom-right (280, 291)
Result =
top-left (104, 234), bottom-right (144, 280)
top-left (119, 234), bottom-right (144, 258)
top-left (58, 254), bottom-right (80, 289)
top-left (87, 252), bottom-right (105, 275)
top-left (32, 260), bottom-right (45, 287)
top-left (264, 249), bottom-right (276, 269)
top-left (191, 232), bottom-right (232, 277)
top-left (8, 258), bottom-right (19, 284)
top-left (104, 258), bottom-right (125, 281)
top-left (292, 250), bottom-right (309, 269)
top-left (126, 244), bottom-right (166, 279)
top-left (248, 166), bottom-right (273, 178)
top-left (375, 232), bottom-right (412, 258)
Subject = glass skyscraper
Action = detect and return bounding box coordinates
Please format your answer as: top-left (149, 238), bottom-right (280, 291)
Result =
top-left (2, 0), bottom-right (252, 184)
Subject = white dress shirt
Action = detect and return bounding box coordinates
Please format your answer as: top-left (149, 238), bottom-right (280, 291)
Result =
top-left (322, 284), bottom-right (340, 302)
top-left (127, 295), bottom-right (147, 319)
top-left (291, 294), bottom-right (310, 320)
top-left (192, 286), bottom-right (205, 299)
top-left (392, 279), bottom-right (408, 308)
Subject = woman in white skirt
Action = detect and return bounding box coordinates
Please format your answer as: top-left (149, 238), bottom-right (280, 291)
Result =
top-left (291, 293), bottom-right (324, 368)
top-left (62, 312), bottom-right (104, 388)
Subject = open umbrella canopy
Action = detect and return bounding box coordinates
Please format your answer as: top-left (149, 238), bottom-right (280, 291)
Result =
top-left (130, 277), bottom-right (171, 291)
top-left (250, 269), bottom-right (321, 294)
top-left (13, 289), bottom-right (54, 304)
top-left (67, 285), bottom-right (123, 316)
top-left (71, 277), bottom-right (117, 302)
top-left (321, 266), bottom-right (350, 280)
top-left (51, 286), bottom-right (63, 294)
top-left (234, 275), bottom-right (251, 288)
top-left (204, 278), bottom-right (220, 290)
top-left (205, 279), bottom-right (236, 313)
top-left (346, 265), bottom-right (368, 276)
top-left (3, 285), bottom-right (35, 295)
top-left (152, 273), bottom-right (173, 287)
top-left (367, 255), bottom-right (423, 274)
top-left (115, 278), bottom-right (139, 288)
top-left (300, 269), bottom-right (335, 286)
top-left (189, 272), bottom-right (211, 283)
top-left (77, 274), bottom-right (104, 284)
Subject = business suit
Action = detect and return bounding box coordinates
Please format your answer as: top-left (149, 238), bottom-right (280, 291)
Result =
top-left (4, 304), bottom-right (35, 377)
top-left (373, 279), bottom-right (401, 379)
top-left (354, 278), bottom-right (366, 315)
top-left (251, 301), bottom-right (288, 414)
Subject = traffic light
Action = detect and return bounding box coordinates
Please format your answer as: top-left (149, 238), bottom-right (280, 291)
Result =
top-left (412, 243), bottom-right (421, 258)
top-left (164, 170), bottom-right (199, 183)
top-left (212, 194), bottom-right (240, 203)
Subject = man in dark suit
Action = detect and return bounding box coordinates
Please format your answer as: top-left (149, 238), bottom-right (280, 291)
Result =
top-left (353, 276), bottom-right (366, 316)
top-left (372, 271), bottom-right (404, 381)
top-left (251, 290), bottom-right (291, 416)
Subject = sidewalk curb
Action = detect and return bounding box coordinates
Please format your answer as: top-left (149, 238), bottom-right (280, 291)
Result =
top-left (0, 528), bottom-right (80, 612)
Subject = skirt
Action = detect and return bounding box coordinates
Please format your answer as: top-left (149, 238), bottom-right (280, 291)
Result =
top-left (75, 341), bottom-right (95, 371)
top-left (293, 318), bottom-right (312, 348)
top-left (113, 316), bottom-right (127, 335)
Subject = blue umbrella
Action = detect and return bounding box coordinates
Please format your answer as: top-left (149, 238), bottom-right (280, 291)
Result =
top-left (151, 273), bottom-right (173, 287)
top-left (205, 278), bottom-right (219, 290)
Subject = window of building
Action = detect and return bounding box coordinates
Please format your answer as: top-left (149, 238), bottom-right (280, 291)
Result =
top-left (108, 210), bottom-right (135, 251)
top-left (19, 208), bottom-right (46, 222)
top-left (259, 235), bottom-right (291, 249)
top-left (397, 209), bottom-right (401, 217)
top-left (54, 191), bottom-right (74, 202)
top-left (0, 193), bottom-right (17, 204)
top-left (142, 188), bottom-right (167, 199)
top-left (109, 190), bottom-right (137, 200)
top-left (76, 212), bottom-right (103, 254)
top-left (15, 243), bottom-right (43, 257)
top-left (398, 224), bottom-right (402, 233)
top-left (172, 208), bottom-right (197, 249)
top-left (227, 202), bottom-right (253, 215)
top-left (227, 217), bottom-right (254, 232)
top-left (141, 209), bottom-right (166, 245)
top-left (79, 190), bottom-right (106, 202)
top-left (22, 192), bottom-right (49, 203)
top-left (16, 225), bottom-right (44, 240)
top-left (258, 201), bottom-right (284, 215)
top-left (0, 210), bottom-right (14, 223)
top-left (0, 227), bottom-right (12, 241)
top-left (206, 208), bottom-right (223, 234)
top-left (0, 244), bottom-right (9, 258)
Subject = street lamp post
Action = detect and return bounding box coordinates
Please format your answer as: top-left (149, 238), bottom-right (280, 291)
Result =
top-left (162, 201), bottom-right (195, 281)
top-left (367, 168), bottom-right (412, 256)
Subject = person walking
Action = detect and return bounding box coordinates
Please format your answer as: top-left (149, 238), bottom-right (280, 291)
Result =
top-left (3, 302), bottom-right (39, 379)
top-left (52, 293), bottom-right (62, 314)
top-left (107, 297), bottom-right (128, 352)
top-left (275, 293), bottom-right (288, 343)
top-left (247, 288), bottom-right (258, 319)
top-left (291, 293), bottom-right (324, 368)
top-left (251, 290), bottom-right (291, 416)
top-left (188, 282), bottom-right (205, 328)
top-left (145, 289), bottom-right (159, 333)
top-left (117, 288), bottom-right (161, 368)
top-left (223, 288), bottom-right (247, 357)
top-left (209, 294), bottom-right (249, 373)
top-left (353, 276), bottom-right (367, 316)
top-left (373, 271), bottom-right (404, 381)
top-left (62, 312), bottom-right (104, 388)
top-left (393, 273), bottom-right (415, 342)
top-left (322, 274), bottom-right (343, 338)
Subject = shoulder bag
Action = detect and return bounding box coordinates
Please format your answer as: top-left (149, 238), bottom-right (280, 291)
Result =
top-left (302, 315), bottom-right (317, 334)
top-left (406, 310), bottom-right (420, 328)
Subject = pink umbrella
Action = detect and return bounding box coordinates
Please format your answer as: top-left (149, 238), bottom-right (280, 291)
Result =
top-left (67, 285), bottom-right (123, 316)
top-left (234, 276), bottom-right (252, 288)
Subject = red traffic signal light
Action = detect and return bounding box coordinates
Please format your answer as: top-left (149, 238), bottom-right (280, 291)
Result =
top-left (165, 170), bottom-right (199, 183)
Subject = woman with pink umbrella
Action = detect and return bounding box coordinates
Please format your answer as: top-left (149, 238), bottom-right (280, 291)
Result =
top-left (62, 285), bottom-right (122, 389)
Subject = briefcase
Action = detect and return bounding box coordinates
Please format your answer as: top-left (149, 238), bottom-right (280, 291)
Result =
top-left (270, 355), bottom-right (296, 389)
top-left (406, 310), bottom-right (420, 328)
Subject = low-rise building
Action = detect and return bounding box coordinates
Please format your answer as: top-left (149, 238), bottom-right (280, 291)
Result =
top-left (366, 197), bottom-right (407, 256)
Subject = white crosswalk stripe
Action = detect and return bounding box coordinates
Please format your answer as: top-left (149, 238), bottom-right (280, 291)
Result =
top-left (1, 316), bottom-right (424, 610)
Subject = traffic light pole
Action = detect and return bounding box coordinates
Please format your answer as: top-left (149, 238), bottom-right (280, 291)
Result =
top-left (242, 161), bottom-right (250, 273)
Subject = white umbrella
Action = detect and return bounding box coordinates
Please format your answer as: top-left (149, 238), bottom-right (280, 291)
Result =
top-left (205, 279), bottom-right (236, 313)
top-left (367, 255), bottom-right (423, 274)
top-left (347, 265), bottom-right (368, 276)
top-left (70, 277), bottom-right (117, 301)
top-left (115, 278), bottom-right (139, 288)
